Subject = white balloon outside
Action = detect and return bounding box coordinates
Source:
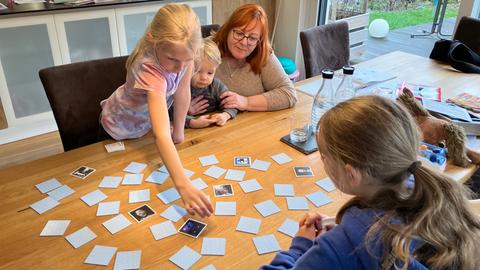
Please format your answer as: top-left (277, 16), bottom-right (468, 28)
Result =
top-left (369, 19), bottom-right (390, 38)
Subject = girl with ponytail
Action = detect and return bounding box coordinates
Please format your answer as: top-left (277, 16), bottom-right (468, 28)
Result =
top-left (262, 95), bottom-right (480, 270)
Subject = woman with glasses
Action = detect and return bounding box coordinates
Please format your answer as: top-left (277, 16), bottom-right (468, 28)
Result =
top-left (188, 4), bottom-right (297, 115)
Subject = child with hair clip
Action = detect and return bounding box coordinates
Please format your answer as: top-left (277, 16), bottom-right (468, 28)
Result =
top-left (175, 37), bottom-right (237, 128)
top-left (261, 96), bottom-right (480, 270)
top-left (99, 4), bottom-right (213, 217)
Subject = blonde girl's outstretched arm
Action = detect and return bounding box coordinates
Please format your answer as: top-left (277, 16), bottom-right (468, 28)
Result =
top-left (148, 88), bottom-right (213, 218)
top-left (171, 62), bottom-right (192, 143)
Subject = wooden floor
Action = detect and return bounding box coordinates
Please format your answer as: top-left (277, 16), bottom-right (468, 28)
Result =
top-left (0, 19), bottom-right (458, 170)
top-left (355, 18), bottom-right (456, 62)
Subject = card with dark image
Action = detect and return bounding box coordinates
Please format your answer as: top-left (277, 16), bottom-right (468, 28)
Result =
top-left (128, 204), bottom-right (156, 223)
top-left (293, 166), bottom-right (314, 177)
top-left (71, 166), bottom-right (96, 179)
top-left (178, 218), bottom-right (207, 238)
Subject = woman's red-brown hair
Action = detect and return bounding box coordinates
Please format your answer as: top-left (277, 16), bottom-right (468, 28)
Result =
top-left (213, 3), bottom-right (271, 74)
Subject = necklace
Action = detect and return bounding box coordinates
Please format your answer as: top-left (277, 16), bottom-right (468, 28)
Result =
top-left (226, 59), bottom-right (245, 78)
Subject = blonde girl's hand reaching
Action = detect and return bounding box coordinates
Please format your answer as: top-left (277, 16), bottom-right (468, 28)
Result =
top-left (177, 181), bottom-right (213, 217)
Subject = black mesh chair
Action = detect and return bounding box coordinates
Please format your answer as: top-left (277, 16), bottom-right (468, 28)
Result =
top-left (300, 21), bottom-right (350, 78)
top-left (454, 16), bottom-right (480, 54)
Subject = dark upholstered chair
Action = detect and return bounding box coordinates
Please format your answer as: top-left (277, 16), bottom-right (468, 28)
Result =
top-left (39, 56), bottom-right (128, 151)
top-left (454, 16), bottom-right (480, 54)
top-left (39, 24), bottom-right (221, 151)
top-left (300, 21), bottom-right (350, 78)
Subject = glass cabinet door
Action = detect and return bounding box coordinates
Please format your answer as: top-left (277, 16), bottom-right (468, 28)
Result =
top-left (54, 10), bottom-right (120, 63)
top-left (0, 15), bottom-right (61, 143)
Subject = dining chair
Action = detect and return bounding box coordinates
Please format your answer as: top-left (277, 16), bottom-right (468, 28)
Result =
top-left (39, 24), bottom-right (221, 151)
top-left (300, 21), bottom-right (350, 78)
top-left (453, 16), bottom-right (480, 54)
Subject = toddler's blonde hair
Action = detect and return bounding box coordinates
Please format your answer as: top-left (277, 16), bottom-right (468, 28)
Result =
top-left (194, 37), bottom-right (221, 70)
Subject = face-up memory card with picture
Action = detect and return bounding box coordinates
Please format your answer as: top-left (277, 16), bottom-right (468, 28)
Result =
top-left (293, 166), bottom-right (314, 177)
top-left (178, 218), bottom-right (207, 238)
top-left (71, 166), bottom-right (96, 179)
top-left (213, 184), bottom-right (234, 197)
top-left (128, 204), bottom-right (156, 223)
top-left (234, 156), bottom-right (251, 167)
top-left (104, 141), bottom-right (125, 153)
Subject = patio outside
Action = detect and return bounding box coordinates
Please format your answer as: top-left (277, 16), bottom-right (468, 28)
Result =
top-left (331, 0), bottom-right (460, 63)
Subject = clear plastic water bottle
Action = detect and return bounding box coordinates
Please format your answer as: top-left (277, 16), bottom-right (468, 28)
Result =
top-left (311, 69), bottom-right (335, 134)
top-left (335, 66), bottom-right (355, 103)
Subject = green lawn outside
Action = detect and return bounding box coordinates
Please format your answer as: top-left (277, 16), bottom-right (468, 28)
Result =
top-left (369, 6), bottom-right (458, 30)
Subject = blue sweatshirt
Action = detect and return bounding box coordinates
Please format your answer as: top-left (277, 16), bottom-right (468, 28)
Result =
top-left (260, 207), bottom-right (429, 270)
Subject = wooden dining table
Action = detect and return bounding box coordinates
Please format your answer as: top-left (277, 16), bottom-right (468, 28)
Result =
top-left (0, 51), bottom-right (478, 269)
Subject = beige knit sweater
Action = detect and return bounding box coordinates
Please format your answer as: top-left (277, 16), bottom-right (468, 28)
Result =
top-left (215, 52), bottom-right (298, 111)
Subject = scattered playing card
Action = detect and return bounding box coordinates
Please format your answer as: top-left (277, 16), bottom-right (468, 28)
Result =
top-left (201, 237), bottom-right (226, 256)
top-left (128, 189), bottom-right (150, 203)
top-left (278, 218), bottom-right (299, 238)
top-left (306, 191), bottom-right (333, 207)
top-left (128, 204), bottom-right (155, 223)
top-left (40, 220), bottom-right (71, 236)
top-left (96, 201), bottom-right (120, 216)
top-left (271, 153), bottom-right (293, 165)
top-left (160, 204), bottom-right (187, 222)
top-left (150, 220), bottom-right (177, 240)
top-left (236, 216), bottom-right (261, 234)
top-left (98, 176), bottom-right (122, 188)
top-left (145, 171), bottom-right (169, 185)
top-left (169, 246), bottom-right (202, 270)
top-left (102, 214), bottom-right (132, 234)
top-left (113, 250), bottom-right (141, 270)
top-left (252, 234), bottom-right (281, 254)
top-left (70, 166), bottom-right (96, 179)
top-left (199, 154), bottom-right (219, 166)
top-left (293, 166), bottom-right (314, 177)
top-left (191, 178), bottom-right (208, 190)
top-left (223, 169), bottom-right (245, 181)
top-left (104, 141), bottom-right (125, 153)
top-left (213, 184), bottom-right (234, 197)
top-left (35, 178), bottom-right (62, 193)
top-left (122, 174), bottom-right (143, 185)
top-left (254, 200), bottom-right (280, 217)
top-left (274, 184), bottom-right (295, 197)
top-left (286, 196), bottom-right (309, 210)
top-left (30, 196), bottom-right (60, 214)
top-left (203, 165), bottom-right (227, 179)
top-left (84, 245), bottom-right (117, 266)
top-left (81, 189), bottom-right (108, 206)
top-left (47, 185), bottom-right (75, 201)
top-left (123, 162), bottom-right (147, 174)
top-left (65, 226), bottom-right (97, 249)
top-left (178, 218), bottom-right (207, 238)
top-left (201, 264), bottom-right (217, 270)
top-left (250, 159), bottom-right (271, 172)
top-left (315, 177), bottom-right (336, 192)
top-left (234, 156), bottom-right (251, 167)
top-left (156, 187), bottom-right (181, 204)
top-left (238, 179), bottom-right (262, 193)
top-left (215, 201), bottom-right (236, 216)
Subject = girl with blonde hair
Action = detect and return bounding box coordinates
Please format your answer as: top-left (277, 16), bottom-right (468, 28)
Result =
top-left (262, 96), bottom-right (480, 269)
top-left (99, 4), bottom-right (213, 217)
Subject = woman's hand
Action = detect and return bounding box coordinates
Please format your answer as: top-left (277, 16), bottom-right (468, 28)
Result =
top-left (189, 115), bottom-right (217, 128)
top-left (188, 95), bottom-right (209, 115)
top-left (177, 182), bottom-right (213, 218)
top-left (220, 91), bottom-right (249, 111)
top-left (211, 112), bottom-right (231, 126)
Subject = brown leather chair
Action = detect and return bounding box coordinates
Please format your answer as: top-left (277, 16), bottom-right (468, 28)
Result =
top-left (454, 16), bottom-right (480, 55)
top-left (39, 24), bottom-right (221, 151)
top-left (300, 21), bottom-right (350, 78)
top-left (39, 56), bottom-right (128, 151)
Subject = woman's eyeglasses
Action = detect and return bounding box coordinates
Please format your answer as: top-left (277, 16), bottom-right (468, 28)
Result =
top-left (232, 29), bottom-right (260, 46)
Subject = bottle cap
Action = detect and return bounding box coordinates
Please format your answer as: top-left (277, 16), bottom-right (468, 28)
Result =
top-left (342, 66), bottom-right (355, 75)
top-left (321, 69), bottom-right (334, 79)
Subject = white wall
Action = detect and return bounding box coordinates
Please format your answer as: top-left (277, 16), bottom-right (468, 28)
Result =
top-left (271, 0), bottom-right (319, 80)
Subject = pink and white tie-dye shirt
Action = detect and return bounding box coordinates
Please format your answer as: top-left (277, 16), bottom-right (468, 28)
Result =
top-left (100, 48), bottom-right (186, 140)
